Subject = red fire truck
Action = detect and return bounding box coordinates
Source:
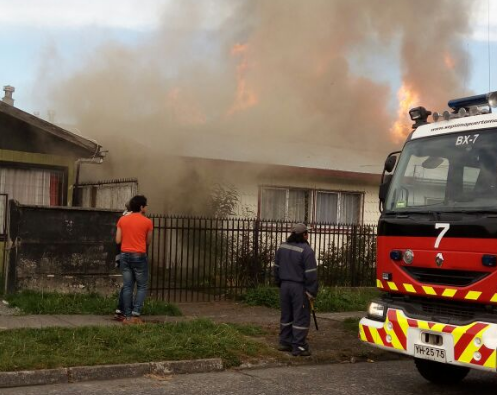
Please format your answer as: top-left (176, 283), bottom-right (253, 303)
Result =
top-left (360, 92), bottom-right (497, 384)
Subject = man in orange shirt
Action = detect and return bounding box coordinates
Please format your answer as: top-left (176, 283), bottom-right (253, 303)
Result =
top-left (115, 195), bottom-right (153, 324)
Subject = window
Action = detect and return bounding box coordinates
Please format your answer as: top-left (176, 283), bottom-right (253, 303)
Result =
top-left (316, 191), bottom-right (362, 224)
top-left (0, 165), bottom-right (66, 235)
top-left (260, 186), bottom-right (363, 224)
top-left (260, 187), bottom-right (309, 221)
top-left (315, 192), bottom-right (338, 223)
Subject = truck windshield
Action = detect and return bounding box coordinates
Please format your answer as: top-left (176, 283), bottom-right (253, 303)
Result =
top-left (385, 129), bottom-right (497, 213)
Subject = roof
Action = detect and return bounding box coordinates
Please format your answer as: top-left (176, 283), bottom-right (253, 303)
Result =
top-left (412, 112), bottom-right (497, 140)
top-left (176, 131), bottom-right (386, 176)
top-left (0, 101), bottom-right (100, 156)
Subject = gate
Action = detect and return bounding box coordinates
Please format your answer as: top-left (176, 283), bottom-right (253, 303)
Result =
top-left (148, 216), bottom-right (377, 302)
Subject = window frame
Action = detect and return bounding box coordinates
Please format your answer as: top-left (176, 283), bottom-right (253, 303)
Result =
top-left (0, 161), bottom-right (68, 206)
top-left (259, 185), bottom-right (364, 225)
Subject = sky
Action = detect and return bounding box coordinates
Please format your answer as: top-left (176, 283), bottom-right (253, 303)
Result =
top-left (1, 0), bottom-right (497, 145)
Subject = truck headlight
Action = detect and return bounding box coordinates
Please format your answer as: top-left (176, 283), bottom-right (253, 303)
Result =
top-left (367, 301), bottom-right (387, 321)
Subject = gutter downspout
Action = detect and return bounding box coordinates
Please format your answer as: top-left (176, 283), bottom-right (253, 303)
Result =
top-left (72, 149), bottom-right (107, 207)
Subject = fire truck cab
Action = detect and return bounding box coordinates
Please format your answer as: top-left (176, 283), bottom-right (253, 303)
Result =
top-left (360, 92), bottom-right (497, 384)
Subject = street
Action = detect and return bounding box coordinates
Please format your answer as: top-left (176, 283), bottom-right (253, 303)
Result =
top-left (1, 360), bottom-right (496, 395)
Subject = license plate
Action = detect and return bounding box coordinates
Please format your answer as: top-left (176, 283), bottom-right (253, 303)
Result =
top-left (414, 344), bottom-right (446, 363)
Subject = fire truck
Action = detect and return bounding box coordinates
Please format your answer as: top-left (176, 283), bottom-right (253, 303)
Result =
top-left (359, 92), bottom-right (497, 384)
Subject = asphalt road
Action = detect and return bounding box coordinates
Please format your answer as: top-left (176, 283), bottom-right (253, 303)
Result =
top-left (1, 360), bottom-right (496, 395)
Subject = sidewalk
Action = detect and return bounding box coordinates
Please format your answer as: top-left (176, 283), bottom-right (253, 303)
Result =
top-left (0, 301), bottom-right (364, 330)
top-left (0, 301), bottom-right (376, 389)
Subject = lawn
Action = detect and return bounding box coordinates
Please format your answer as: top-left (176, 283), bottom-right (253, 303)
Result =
top-left (4, 291), bottom-right (181, 316)
top-left (0, 319), bottom-right (272, 371)
top-left (243, 286), bottom-right (379, 312)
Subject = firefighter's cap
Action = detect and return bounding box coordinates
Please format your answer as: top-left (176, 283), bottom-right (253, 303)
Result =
top-left (292, 223), bottom-right (309, 235)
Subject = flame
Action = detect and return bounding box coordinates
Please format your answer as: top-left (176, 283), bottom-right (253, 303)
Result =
top-left (166, 87), bottom-right (206, 125)
top-left (444, 52), bottom-right (455, 69)
top-left (390, 83), bottom-right (419, 143)
top-left (227, 43), bottom-right (258, 115)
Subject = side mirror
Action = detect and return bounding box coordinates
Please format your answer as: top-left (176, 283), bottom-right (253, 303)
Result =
top-left (384, 155), bottom-right (397, 173)
top-left (379, 174), bottom-right (393, 202)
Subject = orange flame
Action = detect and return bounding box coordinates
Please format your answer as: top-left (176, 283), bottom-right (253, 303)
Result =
top-left (166, 87), bottom-right (206, 125)
top-left (444, 52), bottom-right (455, 70)
top-left (227, 43), bottom-right (258, 115)
top-left (390, 83), bottom-right (419, 143)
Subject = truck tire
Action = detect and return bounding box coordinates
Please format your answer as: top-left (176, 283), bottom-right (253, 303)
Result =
top-left (414, 358), bottom-right (470, 385)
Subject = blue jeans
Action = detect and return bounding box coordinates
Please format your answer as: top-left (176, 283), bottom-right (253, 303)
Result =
top-left (120, 253), bottom-right (149, 317)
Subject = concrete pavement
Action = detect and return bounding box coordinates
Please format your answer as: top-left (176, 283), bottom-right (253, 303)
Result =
top-left (0, 300), bottom-right (365, 330)
top-left (0, 300), bottom-right (367, 389)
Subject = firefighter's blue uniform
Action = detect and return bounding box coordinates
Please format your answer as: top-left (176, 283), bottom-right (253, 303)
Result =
top-left (273, 240), bottom-right (318, 355)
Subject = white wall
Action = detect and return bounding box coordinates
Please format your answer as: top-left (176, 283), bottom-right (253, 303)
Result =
top-left (227, 170), bottom-right (380, 224)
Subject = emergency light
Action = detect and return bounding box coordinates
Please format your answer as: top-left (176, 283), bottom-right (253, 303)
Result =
top-left (448, 91), bottom-right (497, 111)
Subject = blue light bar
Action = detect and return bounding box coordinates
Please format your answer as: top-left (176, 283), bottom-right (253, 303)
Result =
top-left (448, 92), bottom-right (496, 111)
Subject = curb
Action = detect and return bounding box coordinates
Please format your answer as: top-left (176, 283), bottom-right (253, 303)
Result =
top-left (0, 358), bottom-right (224, 389)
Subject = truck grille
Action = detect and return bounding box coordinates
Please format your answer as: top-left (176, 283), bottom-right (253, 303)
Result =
top-left (402, 267), bottom-right (489, 287)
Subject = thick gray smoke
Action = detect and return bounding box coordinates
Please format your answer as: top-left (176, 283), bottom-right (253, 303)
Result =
top-left (38, 0), bottom-right (473, 213)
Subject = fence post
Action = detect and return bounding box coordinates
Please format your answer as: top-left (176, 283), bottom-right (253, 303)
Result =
top-left (252, 218), bottom-right (260, 286)
top-left (349, 224), bottom-right (358, 287)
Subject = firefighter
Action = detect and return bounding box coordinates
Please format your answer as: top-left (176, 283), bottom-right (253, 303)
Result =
top-left (273, 223), bottom-right (318, 356)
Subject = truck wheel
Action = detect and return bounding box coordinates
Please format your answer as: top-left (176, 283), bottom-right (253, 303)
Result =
top-left (414, 358), bottom-right (470, 385)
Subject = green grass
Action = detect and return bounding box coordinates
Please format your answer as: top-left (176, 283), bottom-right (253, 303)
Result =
top-left (342, 317), bottom-right (361, 334)
top-left (5, 291), bottom-right (182, 316)
top-left (0, 319), bottom-right (272, 371)
top-left (243, 286), bottom-right (379, 312)
top-left (314, 287), bottom-right (380, 312)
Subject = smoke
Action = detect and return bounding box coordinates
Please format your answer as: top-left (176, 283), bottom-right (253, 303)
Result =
top-left (37, 0), bottom-right (474, 213)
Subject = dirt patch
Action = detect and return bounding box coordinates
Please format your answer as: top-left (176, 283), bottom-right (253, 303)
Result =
top-left (175, 301), bottom-right (397, 366)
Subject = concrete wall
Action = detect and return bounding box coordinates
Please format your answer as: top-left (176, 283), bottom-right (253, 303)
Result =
top-left (7, 201), bottom-right (121, 295)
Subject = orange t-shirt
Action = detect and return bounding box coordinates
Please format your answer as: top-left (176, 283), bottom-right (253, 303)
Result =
top-left (117, 213), bottom-right (153, 253)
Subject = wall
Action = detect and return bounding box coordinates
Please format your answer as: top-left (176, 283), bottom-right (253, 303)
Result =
top-left (7, 201), bottom-right (121, 295)
top-left (224, 169), bottom-right (381, 224)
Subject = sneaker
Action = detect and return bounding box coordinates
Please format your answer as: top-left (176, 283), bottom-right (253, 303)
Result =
top-left (123, 317), bottom-right (144, 325)
top-left (292, 346), bottom-right (311, 357)
top-left (277, 344), bottom-right (292, 352)
top-left (113, 312), bottom-right (126, 322)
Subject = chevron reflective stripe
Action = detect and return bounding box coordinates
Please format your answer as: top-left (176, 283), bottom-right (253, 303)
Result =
top-left (422, 286), bottom-right (436, 296)
top-left (465, 291), bottom-right (482, 301)
top-left (361, 309), bottom-right (497, 369)
top-left (373, 281), bottom-right (492, 302)
top-left (442, 288), bottom-right (457, 298)
top-left (403, 283), bottom-right (416, 293)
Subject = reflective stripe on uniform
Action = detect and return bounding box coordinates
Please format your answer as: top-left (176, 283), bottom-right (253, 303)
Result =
top-left (305, 268), bottom-right (317, 273)
top-left (280, 244), bottom-right (304, 253)
top-left (274, 264), bottom-right (279, 267)
top-left (292, 325), bottom-right (309, 330)
top-left (280, 321), bottom-right (293, 326)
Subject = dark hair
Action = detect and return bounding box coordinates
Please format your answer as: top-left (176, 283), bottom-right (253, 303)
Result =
top-left (129, 195), bottom-right (147, 212)
top-left (286, 231), bottom-right (309, 244)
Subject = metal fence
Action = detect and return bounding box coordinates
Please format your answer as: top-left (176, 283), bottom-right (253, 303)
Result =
top-left (147, 216), bottom-right (377, 302)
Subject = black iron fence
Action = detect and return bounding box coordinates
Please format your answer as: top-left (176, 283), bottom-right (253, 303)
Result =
top-left (147, 216), bottom-right (377, 302)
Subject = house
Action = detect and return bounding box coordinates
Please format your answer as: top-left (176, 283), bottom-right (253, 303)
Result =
top-left (82, 129), bottom-right (385, 225)
top-left (0, 86), bottom-right (106, 290)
